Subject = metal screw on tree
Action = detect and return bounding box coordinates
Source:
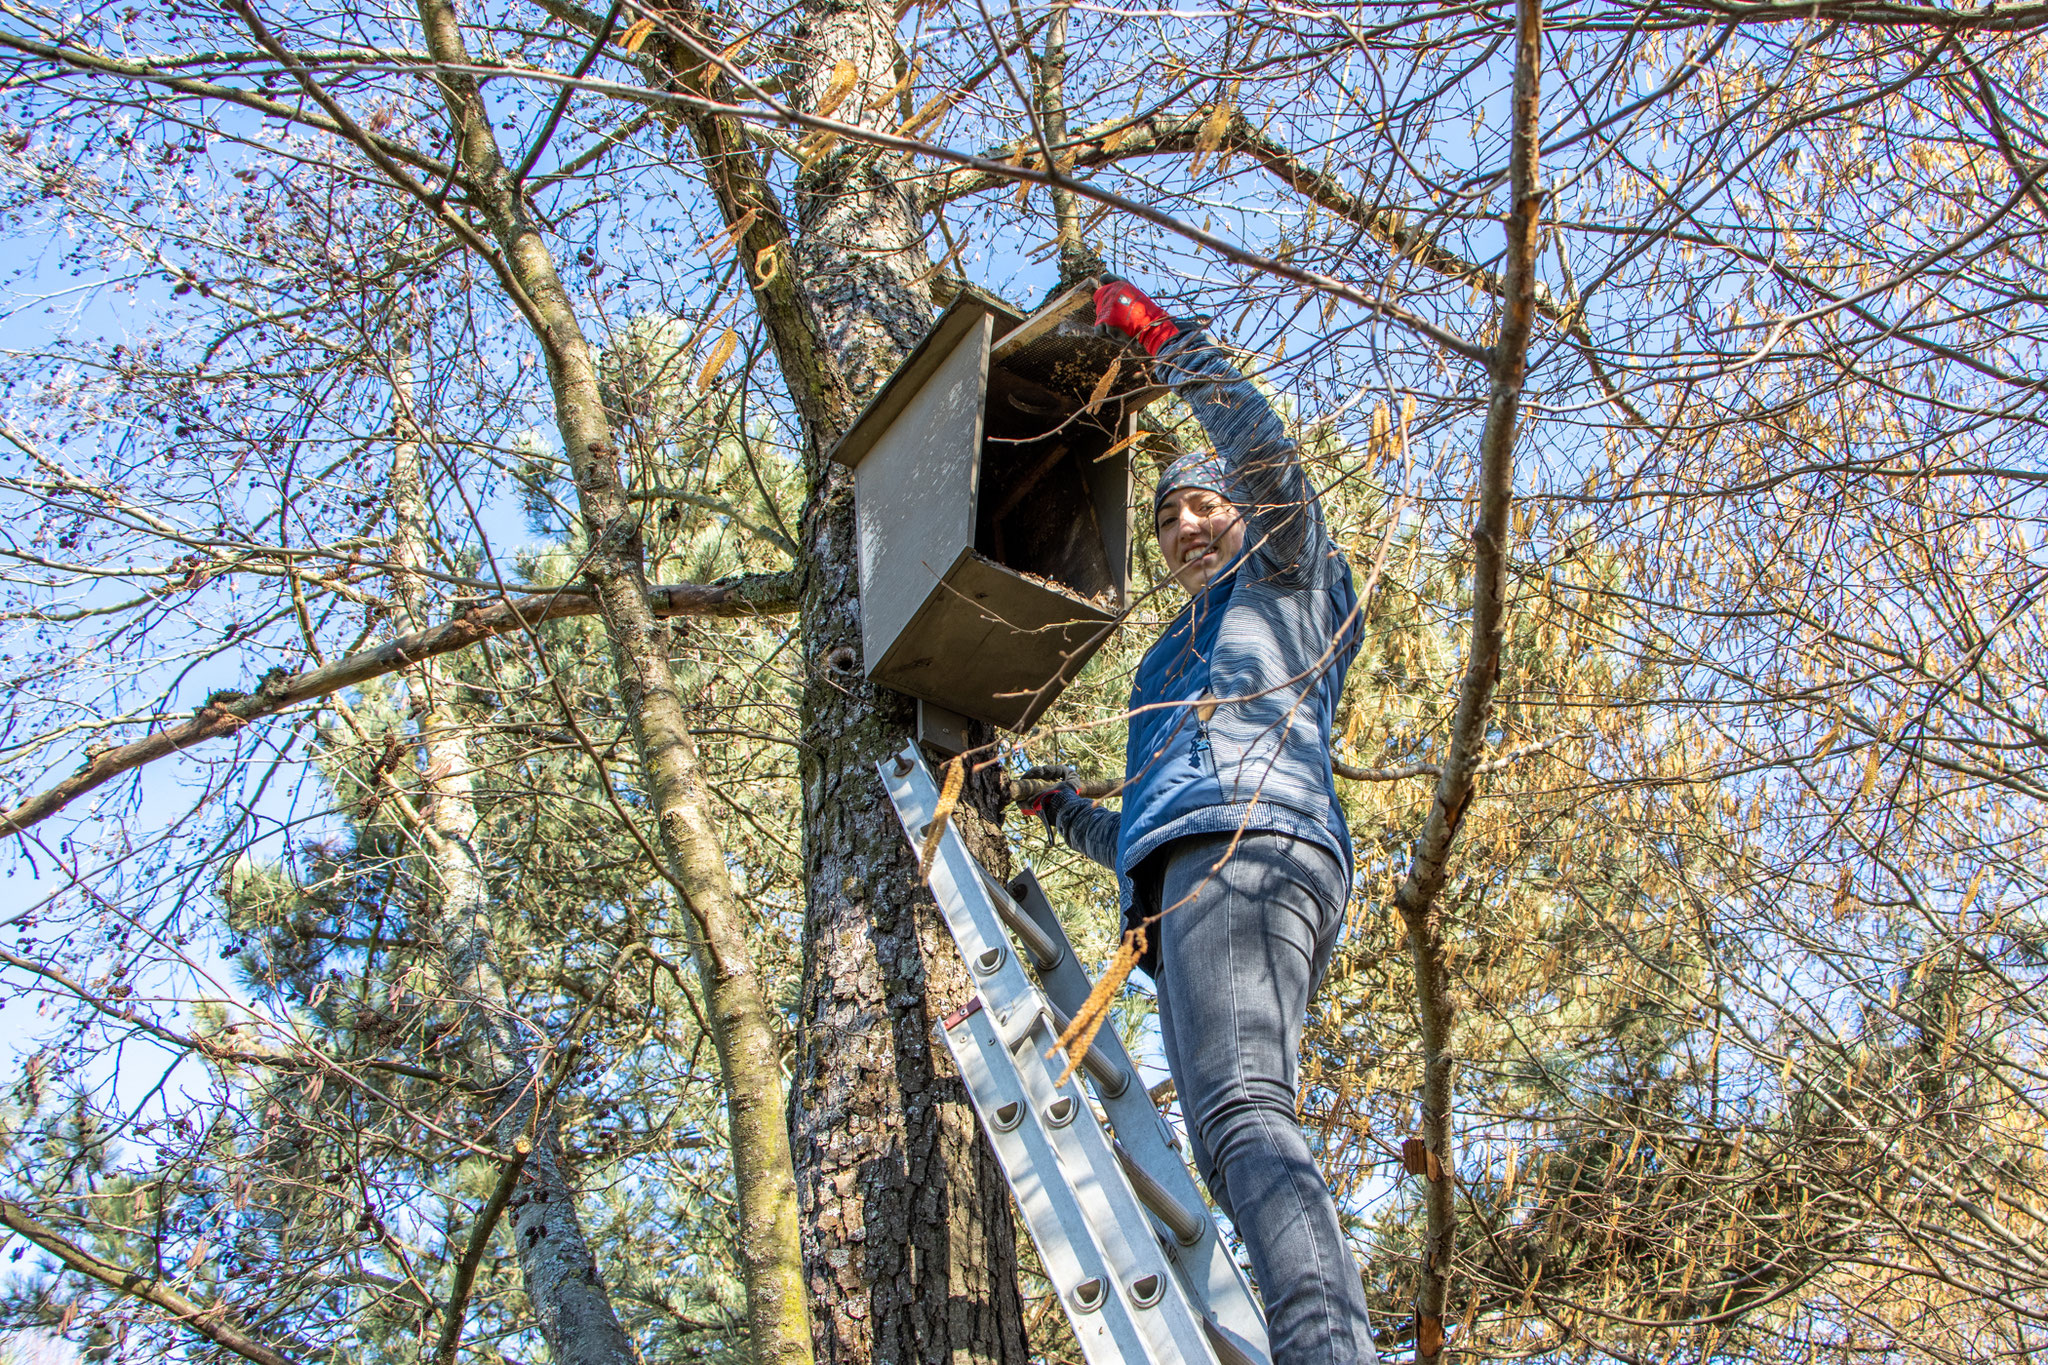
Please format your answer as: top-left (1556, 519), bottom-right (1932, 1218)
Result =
top-left (880, 742), bottom-right (1271, 1365)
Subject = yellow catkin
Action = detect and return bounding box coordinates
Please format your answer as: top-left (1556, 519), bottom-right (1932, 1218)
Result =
top-left (1339, 698), bottom-right (1366, 755)
top-left (916, 757), bottom-right (965, 877)
top-left (1084, 355), bottom-right (1123, 414)
top-left (1048, 927), bottom-right (1146, 1087)
top-left (706, 207), bottom-right (758, 261)
top-left (816, 60), bottom-right (859, 120)
top-left (1096, 427), bottom-right (1151, 464)
top-left (896, 88), bottom-right (964, 138)
top-left (1189, 101), bottom-right (1232, 178)
top-left (867, 56), bottom-right (921, 110)
top-left (795, 132), bottom-right (841, 168)
top-left (1958, 866), bottom-right (1987, 921)
top-left (620, 16), bottom-right (655, 52)
top-left (696, 329), bottom-right (738, 390)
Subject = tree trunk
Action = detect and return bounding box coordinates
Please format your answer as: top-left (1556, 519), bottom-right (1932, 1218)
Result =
top-left (1389, 1), bottom-right (1543, 1357)
top-left (1028, 0), bottom-right (1101, 286)
top-left (404, 5), bottom-right (814, 1363)
top-left (776, 4), bottom-right (1031, 1360)
top-left (789, 548), bottom-right (1029, 1365)
top-left (521, 1), bottom-right (1032, 1351)
top-left (385, 356), bottom-right (640, 1365)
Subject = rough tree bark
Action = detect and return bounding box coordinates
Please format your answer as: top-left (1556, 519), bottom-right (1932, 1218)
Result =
top-left (775, 4), bottom-right (1031, 1356)
top-left (394, 4), bottom-right (816, 1362)
top-left (1389, 1), bottom-right (1543, 1359)
top-left (787, 416), bottom-right (1031, 1365)
top-left (596, 2), bottom-right (1034, 1356)
top-left (385, 363), bottom-right (639, 1365)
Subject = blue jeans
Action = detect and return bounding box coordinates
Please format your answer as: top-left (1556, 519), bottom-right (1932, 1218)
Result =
top-left (1140, 830), bottom-right (1377, 1365)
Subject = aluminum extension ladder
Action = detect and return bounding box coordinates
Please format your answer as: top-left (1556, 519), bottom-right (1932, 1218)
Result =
top-left (880, 743), bottom-right (1272, 1365)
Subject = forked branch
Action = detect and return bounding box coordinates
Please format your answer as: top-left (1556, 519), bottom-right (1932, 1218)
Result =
top-left (0, 1199), bottom-right (302, 1365)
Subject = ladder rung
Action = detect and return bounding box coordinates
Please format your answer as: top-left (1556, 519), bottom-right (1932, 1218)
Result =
top-left (1043, 999), bottom-right (1131, 1097)
top-left (977, 865), bottom-right (1064, 970)
top-left (1113, 1139), bottom-right (1206, 1246)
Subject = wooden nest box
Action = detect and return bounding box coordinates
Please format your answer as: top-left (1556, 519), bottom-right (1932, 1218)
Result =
top-left (827, 286), bottom-right (1163, 731)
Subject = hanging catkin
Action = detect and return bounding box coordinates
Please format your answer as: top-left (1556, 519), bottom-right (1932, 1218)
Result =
top-left (1048, 926), bottom-right (1146, 1087)
top-left (696, 329), bottom-right (738, 390)
top-left (917, 757), bottom-right (965, 878)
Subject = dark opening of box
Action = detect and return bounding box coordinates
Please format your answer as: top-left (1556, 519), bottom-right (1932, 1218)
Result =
top-left (976, 363), bottom-right (1119, 606)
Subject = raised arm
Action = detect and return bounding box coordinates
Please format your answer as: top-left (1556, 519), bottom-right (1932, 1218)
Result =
top-left (1153, 333), bottom-right (1332, 586)
top-left (1092, 279), bottom-right (1335, 587)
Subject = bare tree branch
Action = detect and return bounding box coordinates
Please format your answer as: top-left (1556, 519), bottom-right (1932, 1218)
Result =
top-left (1389, 0), bottom-right (1546, 1355)
top-left (0, 1198), bottom-right (304, 1365)
top-left (0, 571), bottom-right (798, 839)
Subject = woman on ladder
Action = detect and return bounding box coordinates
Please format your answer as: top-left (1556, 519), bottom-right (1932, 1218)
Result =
top-left (1025, 278), bottom-right (1376, 1365)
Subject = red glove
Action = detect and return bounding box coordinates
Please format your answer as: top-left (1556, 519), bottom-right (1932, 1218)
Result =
top-left (1093, 278), bottom-right (1179, 356)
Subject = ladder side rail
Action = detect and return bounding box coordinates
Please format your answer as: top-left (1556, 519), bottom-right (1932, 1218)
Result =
top-left (981, 1003), bottom-right (1226, 1365)
top-left (1007, 869), bottom-right (1273, 1364)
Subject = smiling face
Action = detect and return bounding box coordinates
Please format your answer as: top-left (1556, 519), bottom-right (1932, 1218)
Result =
top-left (1156, 486), bottom-right (1246, 595)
